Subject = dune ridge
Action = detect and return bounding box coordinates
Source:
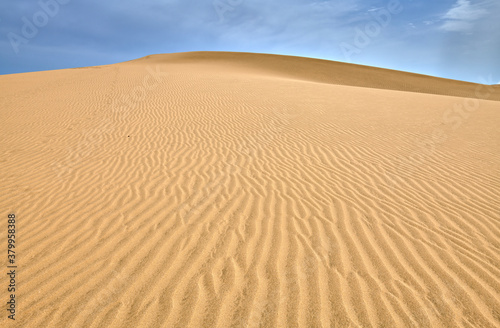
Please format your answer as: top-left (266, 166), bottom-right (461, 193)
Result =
top-left (133, 52), bottom-right (500, 101)
top-left (1, 51), bottom-right (499, 327)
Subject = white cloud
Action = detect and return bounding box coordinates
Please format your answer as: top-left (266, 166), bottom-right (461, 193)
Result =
top-left (444, 0), bottom-right (486, 20)
top-left (367, 7), bottom-right (384, 12)
top-left (440, 0), bottom-right (487, 31)
top-left (441, 20), bottom-right (473, 31)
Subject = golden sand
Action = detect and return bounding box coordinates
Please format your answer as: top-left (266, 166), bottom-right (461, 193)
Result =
top-left (1, 52), bottom-right (499, 327)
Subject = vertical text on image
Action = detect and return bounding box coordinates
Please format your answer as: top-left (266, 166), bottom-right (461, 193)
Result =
top-left (7, 213), bottom-right (17, 320)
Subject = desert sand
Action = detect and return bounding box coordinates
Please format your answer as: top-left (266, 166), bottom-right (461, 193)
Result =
top-left (1, 52), bottom-right (499, 327)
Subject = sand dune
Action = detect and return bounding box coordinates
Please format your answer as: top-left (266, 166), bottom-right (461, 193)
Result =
top-left (1, 51), bottom-right (499, 327)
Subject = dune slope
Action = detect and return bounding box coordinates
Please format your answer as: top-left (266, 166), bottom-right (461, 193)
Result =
top-left (1, 52), bottom-right (500, 328)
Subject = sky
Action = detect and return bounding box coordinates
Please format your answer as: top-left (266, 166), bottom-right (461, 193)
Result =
top-left (1, 0), bottom-right (499, 84)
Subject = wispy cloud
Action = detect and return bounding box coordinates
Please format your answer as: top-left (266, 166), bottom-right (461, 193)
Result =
top-left (440, 0), bottom-right (487, 31)
top-left (1, 0), bottom-right (499, 83)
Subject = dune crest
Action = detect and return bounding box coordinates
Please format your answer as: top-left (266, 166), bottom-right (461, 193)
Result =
top-left (1, 52), bottom-right (499, 327)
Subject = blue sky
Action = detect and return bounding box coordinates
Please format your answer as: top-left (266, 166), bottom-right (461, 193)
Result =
top-left (1, 0), bottom-right (499, 83)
